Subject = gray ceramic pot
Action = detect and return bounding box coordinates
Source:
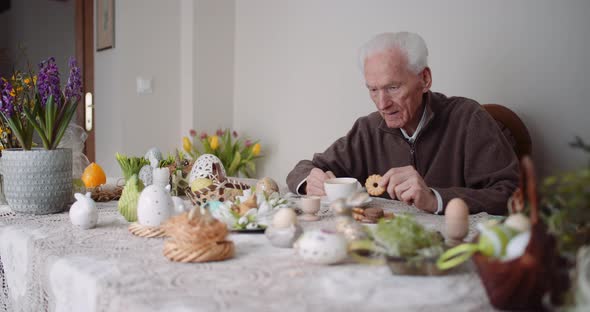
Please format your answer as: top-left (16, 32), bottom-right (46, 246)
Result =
top-left (0, 148), bottom-right (73, 214)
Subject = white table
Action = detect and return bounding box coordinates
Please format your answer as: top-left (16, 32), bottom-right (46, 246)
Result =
top-left (0, 198), bottom-right (497, 312)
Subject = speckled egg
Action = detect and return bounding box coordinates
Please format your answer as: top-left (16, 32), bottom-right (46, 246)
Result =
top-left (139, 164), bottom-right (153, 186)
top-left (137, 184), bottom-right (174, 226)
top-left (256, 177), bottom-right (279, 196)
top-left (294, 229), bottom-right (348, 265)
top-left (188, 154), bottom-right (226, 183)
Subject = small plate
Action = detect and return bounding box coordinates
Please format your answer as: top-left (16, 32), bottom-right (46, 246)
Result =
top-left (231, 228), bottom-right (266, 233)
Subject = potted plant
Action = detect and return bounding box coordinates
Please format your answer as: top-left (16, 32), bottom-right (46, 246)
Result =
top-left (0, 57), bottom-right (82, 214)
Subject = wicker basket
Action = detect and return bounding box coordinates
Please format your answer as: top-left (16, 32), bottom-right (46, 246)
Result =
top-left (472, 156), bottom-right (569, 310)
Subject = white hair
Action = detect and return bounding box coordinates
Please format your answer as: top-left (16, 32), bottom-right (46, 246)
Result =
top-left (358, 32), bottom-right (429, 74)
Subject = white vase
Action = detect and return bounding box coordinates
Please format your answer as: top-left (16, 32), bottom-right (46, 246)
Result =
top-left (0, 148), bottom-right (73, 214)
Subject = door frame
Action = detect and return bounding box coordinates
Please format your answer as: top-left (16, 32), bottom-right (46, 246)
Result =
top-left (75, 0), bottom-right (95, 162)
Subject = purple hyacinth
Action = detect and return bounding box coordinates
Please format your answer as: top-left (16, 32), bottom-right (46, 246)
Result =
top-left (65, 57), bottom-right (83, 103)
top-left (37, 57), bottom-right (62, 107)
top-left (0, 79), bottom-right (15, 118)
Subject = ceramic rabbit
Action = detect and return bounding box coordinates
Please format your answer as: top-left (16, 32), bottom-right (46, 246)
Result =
top-left (70, 192), bottom-right (98, 230)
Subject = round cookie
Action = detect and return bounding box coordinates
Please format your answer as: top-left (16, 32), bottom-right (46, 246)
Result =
top-left (365, 174), bottom-right (385, 196)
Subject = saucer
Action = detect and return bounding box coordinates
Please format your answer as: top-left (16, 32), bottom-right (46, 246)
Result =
top-left (320, 196), bottom-right (373, 208)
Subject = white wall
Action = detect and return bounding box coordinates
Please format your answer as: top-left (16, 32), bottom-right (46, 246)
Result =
top-left (234, 0), bottom-right (590, 185)
top-left (193, 0), bottom-right (235, 133)
top-left (95, 0), bottom-right (236, 176)
top-left (95, 0), bottom-right (181, 176)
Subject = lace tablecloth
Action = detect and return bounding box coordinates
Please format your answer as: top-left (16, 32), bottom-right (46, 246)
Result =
top-left (0, 198), bottom-right (497, 312)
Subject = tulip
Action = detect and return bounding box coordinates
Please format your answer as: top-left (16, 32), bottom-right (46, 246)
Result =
top-left (182, 136), bottom-right (192, 152)
top-left (252, 143), bottom-right (261, 156)
top-left (210, 135), bottom-right (219, 150)
top-left (189, 129), bottom-right (197, 137)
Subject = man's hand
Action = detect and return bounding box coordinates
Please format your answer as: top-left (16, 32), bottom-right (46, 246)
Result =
top-left (378, 166), bottom-right (437, 213)
top-left (305, 168), bottom-right (336, 196)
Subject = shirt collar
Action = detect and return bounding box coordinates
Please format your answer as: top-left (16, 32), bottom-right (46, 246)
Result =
top-left (400, 105), bottom-right (428, 143)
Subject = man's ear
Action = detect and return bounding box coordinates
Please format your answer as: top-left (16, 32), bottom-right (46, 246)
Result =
top-left (421, 67), bottom-right (432, 93)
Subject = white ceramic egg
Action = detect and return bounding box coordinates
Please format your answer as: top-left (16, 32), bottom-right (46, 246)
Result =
top-left (445, 198), bottom-right (469, 242)
top-left (295, 229), bottom-right (348, 265)
top-left (265, 224), bottom-right (303, 248)
top-left (188, 154), bottom-right (226, 183)
top-left (137, 184), bottom-right (174, 226)
top-left (69, 192), bottom-right (98, 230)
top-left (272, 208), bottom-right (298, 229)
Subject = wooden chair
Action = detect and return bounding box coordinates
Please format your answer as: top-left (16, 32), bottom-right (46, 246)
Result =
top-left (482, 104), bottom-right (532, 159)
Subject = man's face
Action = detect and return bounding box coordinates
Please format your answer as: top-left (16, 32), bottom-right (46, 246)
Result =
top-left (364, 49), bottom-right (431, 132)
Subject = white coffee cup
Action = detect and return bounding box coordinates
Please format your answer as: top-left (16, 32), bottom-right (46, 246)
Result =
top-left (324, 177), bottom-right (359, 201)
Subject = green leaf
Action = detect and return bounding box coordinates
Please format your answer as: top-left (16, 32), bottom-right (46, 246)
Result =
top-left (23, 106), bottom-right (50, 149)
top-left (44, 94), bottom-right (56, 142)
top-left (227, 150), bottom-right (241, 176)
top-left (50, 100), bottom-right (78, 149)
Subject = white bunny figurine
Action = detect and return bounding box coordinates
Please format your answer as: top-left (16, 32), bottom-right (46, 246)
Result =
top-left (70, 192), bottom-right (98, 230)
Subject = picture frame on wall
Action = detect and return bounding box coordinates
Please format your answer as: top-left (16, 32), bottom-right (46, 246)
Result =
top-left (96, 0), bottom-right (115, 51)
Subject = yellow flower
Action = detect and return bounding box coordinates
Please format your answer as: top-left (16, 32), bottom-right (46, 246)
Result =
top-left (209, 135), bottom-right (219, 150)
top-left (23, 77), bottom-right (31, 85)
top-left (33, 76), bottom-right (37, 84)
top-left (9, 89), bottom-right (15, 97)
top-left (252, 143), bottom-right (261, 156)
top-left (182, 136), bottom-right (192, 152)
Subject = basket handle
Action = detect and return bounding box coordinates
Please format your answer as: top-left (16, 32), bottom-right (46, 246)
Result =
top-left (520, 156), bottom-right (539, 224)
top-left (436, 243), bottom-right (480, 270)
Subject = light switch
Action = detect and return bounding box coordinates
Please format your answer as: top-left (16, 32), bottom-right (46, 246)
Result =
top-left (136, 77), bottom-right (153, 95)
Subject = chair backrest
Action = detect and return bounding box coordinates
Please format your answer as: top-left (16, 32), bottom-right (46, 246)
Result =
top-left (482, 104), bottom-right (532, 159)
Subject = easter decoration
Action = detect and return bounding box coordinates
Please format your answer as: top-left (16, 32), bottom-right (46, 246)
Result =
top-left (185, 154), bottom-right (251, 208)
top-left (129, 184), bottom-right (175, 238)
top-left (264, 208), bottom-right (303, 248)
top-left (162, 205), bottom-right (235, 263)
top-left (69, 192), bottom-right (98, 230)
top-left (438, 156), bottom-right (569, 310)
top-left (115, 153), bottom-right (150, 181)
top-left (349, 214), bottom-right (446, 275)
top-left (138, 147), bottom-right (163, 187)
top-left (444, 198), bottom-right (470, 246)
top-left (204, 183), bottom-right (290, 232)
top-left (117, 174), bottom-right (144, 222)
top-left (294, 229), bottom-right (349, 265)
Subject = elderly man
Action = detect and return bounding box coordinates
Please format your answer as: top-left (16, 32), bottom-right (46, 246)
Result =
top-left (286, 32), bottom-right (519, 215)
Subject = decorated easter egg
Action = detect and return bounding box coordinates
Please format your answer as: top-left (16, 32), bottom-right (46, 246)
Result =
top-left (256, 177), bottom-right (279, 196)
top-left (188, 154), bottom-right (226, 183)
top-left (70, 192), bottom-right (98, 230)
top-left (137, 185), bottom-right (174, 226)
top-left (294, 229), bottom-right (348, 264)
top-left (139, 164), bottom-right (153, 186)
